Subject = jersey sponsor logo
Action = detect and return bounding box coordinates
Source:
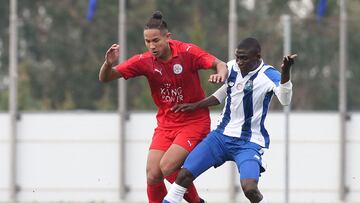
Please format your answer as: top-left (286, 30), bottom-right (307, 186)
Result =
top-left (160, 83), bottom-right (184, 103)
top-left (173, 64), bottom-right (183, 75)
top-left (244, 80), bottom-right (253, 91)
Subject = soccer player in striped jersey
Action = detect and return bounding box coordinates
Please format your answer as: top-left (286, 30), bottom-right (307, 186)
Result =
top-left (99, 11), bottom-right (227, 203)
top-left (163, 37), bottom-right (296, 203)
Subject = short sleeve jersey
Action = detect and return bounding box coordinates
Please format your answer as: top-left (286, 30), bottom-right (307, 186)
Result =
top-left (115, 40), bottom-right (215, 128)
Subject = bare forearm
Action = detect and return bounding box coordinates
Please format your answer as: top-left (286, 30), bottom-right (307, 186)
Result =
top-left (194, 95), bottom-right (221, 109)
top-left (279, 67), bottom-right (292, 105)
top-left (215, 60), bottom-right (228, 78)
top-left (217, 63), bottom-right (227, 74)
top-left (99, 61), bottom-right (121, 82)
top-left (281, 69), bottom-right (290, 84)
top-left (280, 54), bottom-right (296, 84)
top-left (99, 61), bottom-right (112, 82)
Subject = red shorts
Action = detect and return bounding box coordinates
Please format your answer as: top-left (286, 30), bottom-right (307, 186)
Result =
top-left (150, 122), bottom-right (210, 152)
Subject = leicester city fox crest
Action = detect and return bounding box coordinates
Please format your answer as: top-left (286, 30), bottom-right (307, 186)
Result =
top-left (173, 64), bottom-right (183, 74)
top-left (244, 80), bottom-right (253, 91)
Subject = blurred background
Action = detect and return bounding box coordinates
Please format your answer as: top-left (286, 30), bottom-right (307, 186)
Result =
top-left (0, 0), bottom-right (359, 203)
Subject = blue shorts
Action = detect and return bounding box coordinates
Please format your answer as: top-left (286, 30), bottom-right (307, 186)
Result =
top-left (183, 130), bottom-right (265, 181)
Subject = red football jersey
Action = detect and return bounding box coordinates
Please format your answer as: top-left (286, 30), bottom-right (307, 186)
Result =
top-left (115, 40), bottom-right (215, 128)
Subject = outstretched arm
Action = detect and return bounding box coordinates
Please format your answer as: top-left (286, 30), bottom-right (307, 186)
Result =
top-left (171, 84), bottom-right (227, 113)
top-left (99, 44), bottom-right (123, 82)
top-left (280, 54), bottom-right (297, 84)
top-left (171, 95), bottom-right (220, 113)
top-left (208, 58), bottom-right (228, 83)
top-left (276, 54), bottom-right (297, 105)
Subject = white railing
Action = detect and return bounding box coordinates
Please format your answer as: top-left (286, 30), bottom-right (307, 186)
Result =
top-left (0, 112), bottom-right (359, 203)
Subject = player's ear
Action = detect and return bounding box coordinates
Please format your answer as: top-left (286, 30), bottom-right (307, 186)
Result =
top-left (165, 32), bottom-right (172, 39)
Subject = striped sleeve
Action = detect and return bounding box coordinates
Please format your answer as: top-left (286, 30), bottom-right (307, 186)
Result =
top-left (212, 84), bottom-right (227, 103)
top-left (264, 66), bottom-right (293, 106)
top-left (275, 80), bottom-right (293, 105)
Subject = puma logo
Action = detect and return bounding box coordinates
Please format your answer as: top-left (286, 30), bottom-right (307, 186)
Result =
top-left (154, 68), bottom-right (162, 75)
top-left (187, 140), bottom-right (192, 147)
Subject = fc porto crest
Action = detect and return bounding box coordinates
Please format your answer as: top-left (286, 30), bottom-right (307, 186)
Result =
top-left (244, 80), bottom-right (253, 91)
top-left (173, 64), bottom-right (183, 74)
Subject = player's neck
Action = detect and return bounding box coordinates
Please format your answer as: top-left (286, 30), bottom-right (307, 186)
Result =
top-left (157, 45), bottom-right (172, 62)
top-left (240, 60), bottom-right (261, 76)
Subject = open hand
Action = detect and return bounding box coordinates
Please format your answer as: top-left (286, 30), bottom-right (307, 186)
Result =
top-left (208, 73), bottom-right (226, 83)
top-left (105, 44), bottom-right (120, 65)
top-left (171, 103), bottom-right (197, 113)
top-left (281, 54), bottom-right (297, 73)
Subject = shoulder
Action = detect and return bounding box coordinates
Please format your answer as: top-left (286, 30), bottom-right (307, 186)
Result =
top-left (121, 53), bottom-right (153, 70)
top-left (172, 40), bottom-right (206, 54)
top-left (170, 39), bottom-right (183, 46)
top-left (129, 52), bottom-right (152, 62)
top-left (226, 60), bottom-right (237, 69)
top-left (226, 60), bottom-right (237, 72)
top-left (262, 65), bottom-right (280, 85)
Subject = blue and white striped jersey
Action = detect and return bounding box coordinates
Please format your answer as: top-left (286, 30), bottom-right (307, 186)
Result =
top-left (212, 59), bottom-right (292, 148)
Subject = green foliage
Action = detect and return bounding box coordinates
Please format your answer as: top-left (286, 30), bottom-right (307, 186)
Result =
top-left (0, 0), bottom-right (359, 111)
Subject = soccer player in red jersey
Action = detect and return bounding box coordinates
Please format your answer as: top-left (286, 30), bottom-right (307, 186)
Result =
top-left (99, 11), bottom-right (227, 203)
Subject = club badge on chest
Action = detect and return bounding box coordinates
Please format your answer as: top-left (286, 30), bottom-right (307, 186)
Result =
top-left (228, 81), bottom-right (247, 92)
top-left (236, 83), bottom-right (244, 92)
top-left (173, 64), bottom-right (183, 75)
top-left (244, 80), bottom-right (253, 91)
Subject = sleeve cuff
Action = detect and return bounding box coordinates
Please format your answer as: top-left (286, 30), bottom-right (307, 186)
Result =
top-left (212, 85), bottom-right (227, 103)
top-left (280, 80), bottom-right (293, 90)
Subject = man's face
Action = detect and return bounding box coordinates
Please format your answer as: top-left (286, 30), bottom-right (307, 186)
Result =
top-left (144, 29), bottom-right (170, 59)
top-left (235, 48), bottom-right (260, 72)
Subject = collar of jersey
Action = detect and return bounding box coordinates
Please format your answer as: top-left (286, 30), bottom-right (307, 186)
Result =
top-left (251, 59), bottom-right (264, 74)
top-left (153, 40), bottom-right (178, 62)
top-left (233, 59), bottom-right (264, 76)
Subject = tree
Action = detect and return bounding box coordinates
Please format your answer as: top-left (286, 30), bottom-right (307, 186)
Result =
top-left (0, 0), bottom-right (359, 111)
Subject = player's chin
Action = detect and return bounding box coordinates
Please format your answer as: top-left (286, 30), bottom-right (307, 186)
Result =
top-left (151, 51), bottom-right (160, 57)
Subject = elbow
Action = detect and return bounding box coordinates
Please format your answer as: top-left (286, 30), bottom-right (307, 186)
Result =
top-left (281, 101), bottom-right (291, 106)
top-left (279, 97), bottom-right (292, 106)
top-left (214, 100), bottom-right (221, 106)
top-left (219, 62), bottom-right (228, 71)
top-left (278, 89), bottom-right (293, 106)
top-left (99, 76), bottom-right (110, 83)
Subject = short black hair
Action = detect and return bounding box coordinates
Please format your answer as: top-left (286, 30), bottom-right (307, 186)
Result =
top-left (236, 37), bottom-right (261, 54)
top-left (144, 11), bottom-right (168, 33)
